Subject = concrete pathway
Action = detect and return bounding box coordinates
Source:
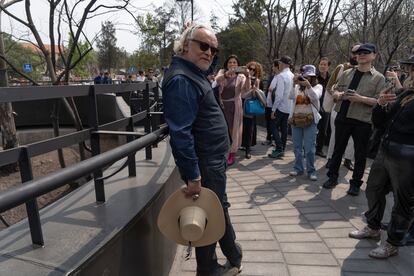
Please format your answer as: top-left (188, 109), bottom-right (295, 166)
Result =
top-left (169, 128), bottom-right (414, 276)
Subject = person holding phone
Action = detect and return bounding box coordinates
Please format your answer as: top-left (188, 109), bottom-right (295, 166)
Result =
top-left (215, 55), bottom-right (251, 165)
top-left (349, 87), bottom-right (414, 259)
top-left (323, 43), bottom-right (387, 196)
top-left (241, 61), bottom-right (265, 159)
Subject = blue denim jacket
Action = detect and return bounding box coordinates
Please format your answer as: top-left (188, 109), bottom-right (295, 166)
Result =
top-left (163, 57), bottom-right (229, 181)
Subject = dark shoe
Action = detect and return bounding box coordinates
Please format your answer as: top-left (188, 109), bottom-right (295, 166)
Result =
top-left (347, 185), bottom-right (360, 196)
top-left (349, 226), bottom-right (381, 240)
top-left (268, 149), bottom-right (284, 159)
top-left (316, 150), bottom-right (326, 158)
top-left (222, 242), bottom-right (243, 276)
top-left (325, 158), bottom-right (331, 169)
top-left (343, 159), bottom-right (354, 171)
top-left (261, 140), bottom-right (272, 145)
top-left (322, 178), bottom-right (338, 189)
top-left (245, 152), bottom-right (251, 159)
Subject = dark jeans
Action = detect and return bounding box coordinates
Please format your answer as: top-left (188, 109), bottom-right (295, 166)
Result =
top-left (270, 109), bottom-right (289, 152)
top-left (316, 111), bottom-right (330, 152)
top-left (381, 142), bottom-right (414, 246)
top-left (327, 119), bottom-right (371, 186)
top-left (196, 155), bottom-right (242, 274)
top-left (365, 149), bottom-right (392, 230)
top-left (265, 107), bottom-right (272, 141)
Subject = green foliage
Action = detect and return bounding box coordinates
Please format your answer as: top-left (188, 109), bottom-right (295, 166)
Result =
top-left (136, 6), bottom-right (177, 67)
top-left (96, 21), bottom-right (118, 71)
top-left (217, 21), bottom-right (267, 70)
top-left (3, 34), bottom-right (43, 80)
top-left (129, 50), bottom-right (160, 71)
top-left (68, 36), bottom-right (96, 78)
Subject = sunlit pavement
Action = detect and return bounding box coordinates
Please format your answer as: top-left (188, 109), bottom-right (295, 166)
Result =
top-left (169, 127), bottom-right (414, 276)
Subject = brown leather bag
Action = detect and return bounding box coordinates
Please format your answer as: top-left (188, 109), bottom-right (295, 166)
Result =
top-left (288, 113), bottom-right (314, 128)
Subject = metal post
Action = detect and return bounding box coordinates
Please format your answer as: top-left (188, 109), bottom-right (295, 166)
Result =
top-left (88, 86), bottom-right (105, 202)
top-left (18, 147), bottom-right (44, 246)
top-left (191, 0), bottom-right (193, 21)
top-left (127, 95), bottom-right (137, 176)
top-left (144, 83), bottom-right (152, 160)
top-left (151, 83), bottom-right (160, 148)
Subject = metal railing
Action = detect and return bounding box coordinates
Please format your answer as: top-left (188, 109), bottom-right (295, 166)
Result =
top-left (0, 82), bottom-right (167, 246)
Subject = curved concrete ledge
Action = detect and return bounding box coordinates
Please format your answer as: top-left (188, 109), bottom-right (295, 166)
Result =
top-left (0, 139), bottom-right (181, 276)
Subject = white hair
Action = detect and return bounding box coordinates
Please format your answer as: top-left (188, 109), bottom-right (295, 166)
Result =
top-left (173, 24), bottom-right (214, 55)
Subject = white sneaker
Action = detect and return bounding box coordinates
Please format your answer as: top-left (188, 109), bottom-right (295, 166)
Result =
top-left (289, 171), bottom-right (303, 176)
top-left (369, 242), bottom-right (398, 259)
top-left (309, 174), bottom-right (317, 181)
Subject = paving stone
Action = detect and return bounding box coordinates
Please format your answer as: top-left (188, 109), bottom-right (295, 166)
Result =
top-left (229, 208), bottom-right (261, 216)
top-left (227, 191), bottom-right (249, 198)
top-left (288, 265), bottom-right (341, 276)
top-left (276, 233), bottom-right (322, 242)
top-left (324, 238), bottom-right (376, 248)
top-left (297, 206), bottom-right (335, 214)
top-left (317, 228), bottom-right (356, 238)
top-left (285, 194), bottom-right (317, 202)
top-left (338, 259), bottom-right (398, 273)
top-left (236, 231), bottom-right (274, 241)
top-left (281, 190), bottom-right (317, 197)
top-left (330, 248), bottom-right (373, 259)
top-left (230, 250), bottom-right (284, 263)
top-left (303, 212), bottom-right (344, 221)
top-left (236, 240), bottom-right (280, 251)
top-left (262, 209), bottom-right (300, 217)
top-left (233, 222), bottom-right (271, 232)
top-left (228, 196), bottom-right (251, 203)
top-left (280, 242), bottom-right (330, 253)
top-left (230, 215), bottom-right (266, 223)
top-left (284, 253), bottom-right (338, 266)
top-left (259, 202), bottom-right (294, 211)
top-left (272, 224), bottom-right (315, 233)
top-left (267, 216), bottom-right (308, 225)
top-left (292, 199), bottom-right (327, 208)
top-left (230, 202), bottom-right (257, 209)
top-left (241, 262), bottom-right (289, 276)
top-left (341, 273), bottom-right (399, 276)
top-left (248, 187), bottom-right (279, 195)
top-left (310, 220), bottom-right (353, 229)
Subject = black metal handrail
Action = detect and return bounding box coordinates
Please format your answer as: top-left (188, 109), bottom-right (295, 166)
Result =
top-left (0, 82), bottom-right (165, 246)
top-left (0, 126), bottom-right (168, 214)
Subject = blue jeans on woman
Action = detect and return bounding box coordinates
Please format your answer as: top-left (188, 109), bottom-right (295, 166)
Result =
top-left (291, 123), bottom-right (318, 175)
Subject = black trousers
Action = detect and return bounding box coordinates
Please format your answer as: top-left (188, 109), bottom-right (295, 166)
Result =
top-left (270, 110), bottom-right (289, 152)
top-left (382, 142), bottom-right (414, 246)
top-left (327, 119), bottom-right (371, 186)
top-left (242, 116), bottom-right (255, 153)
top-left (365, 149), bottom-right (392, 230)
top-left (265, 107), bottom-right (272, 141)
top-left (316, 111), bottom-right (330, 152)
top-left (196, 155), bottom-right (242, 274)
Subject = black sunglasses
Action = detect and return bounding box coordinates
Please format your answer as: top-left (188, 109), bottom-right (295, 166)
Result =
top-left (189, 39), bottom-right (219, 56)
top-left (356, 50), bottom-right (372, 56)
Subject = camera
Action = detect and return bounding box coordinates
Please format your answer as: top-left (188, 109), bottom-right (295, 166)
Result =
top-left (250, 76), bottom-right (256, 86)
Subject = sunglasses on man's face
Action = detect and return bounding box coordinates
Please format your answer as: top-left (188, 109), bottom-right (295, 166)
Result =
top-left (189, 39), bottom-right (219, 56)
top-left (249, 67), bottom-right (256, 71)
top-left (356, 50), bottom-right (372, 56)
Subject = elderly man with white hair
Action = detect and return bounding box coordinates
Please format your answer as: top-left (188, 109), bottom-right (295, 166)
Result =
top-left (162, 24), bottom-right (243, 276)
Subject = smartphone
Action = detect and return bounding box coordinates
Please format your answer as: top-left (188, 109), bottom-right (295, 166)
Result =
top-left (234, 66), bottom-right (247, 73)
top-left (345, 89), bottom-right (355, 95)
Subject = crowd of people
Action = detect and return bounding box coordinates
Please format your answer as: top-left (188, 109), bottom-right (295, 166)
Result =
top-left (162, 23), bottom-right (413, 276)
top-left (93, 68), bottom-right (161, 84)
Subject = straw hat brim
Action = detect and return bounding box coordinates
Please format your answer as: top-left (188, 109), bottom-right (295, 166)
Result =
top-left (157, 187), bottom-right (225, 247)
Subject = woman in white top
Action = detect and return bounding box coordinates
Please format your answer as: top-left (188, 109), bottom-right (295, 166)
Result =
top-left (288, 65), bottom-right (322, 180)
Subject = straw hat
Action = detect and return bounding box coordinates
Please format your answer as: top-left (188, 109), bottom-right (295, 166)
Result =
top-left (157, 187), bottom-right (225, 247)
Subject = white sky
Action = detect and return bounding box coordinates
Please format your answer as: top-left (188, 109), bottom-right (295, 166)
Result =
top-left (1, 0), bottom-right (235, 53)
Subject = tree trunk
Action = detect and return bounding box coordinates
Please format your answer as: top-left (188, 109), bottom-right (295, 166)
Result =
top-left (0, 11), bottom-right (18, 174)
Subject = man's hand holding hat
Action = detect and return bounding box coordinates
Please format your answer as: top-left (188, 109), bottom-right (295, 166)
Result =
top-left (182, 177), bottom-right (202, 198)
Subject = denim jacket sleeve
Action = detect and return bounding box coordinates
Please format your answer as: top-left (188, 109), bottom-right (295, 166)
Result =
top-left (163, 75), bottom-right (201, 180)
